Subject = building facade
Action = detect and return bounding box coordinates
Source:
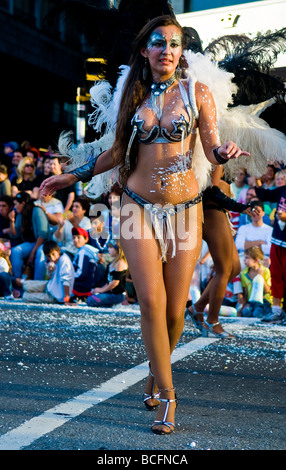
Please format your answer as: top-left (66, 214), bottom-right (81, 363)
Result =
top-left (0, 0), bottom-right (90, 149)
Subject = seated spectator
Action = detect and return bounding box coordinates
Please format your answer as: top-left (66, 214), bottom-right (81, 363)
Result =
top-left (88, 208), bottom-right (112, 265)
top-left (11, 156), bottom-right (42, 200)
top-left (261, 164), bottom-right (277, 189)
top-left (49, 156), bottom-right (76, 213)
top-left (9, 192), bottom-right (50, 280)
top-left (87, 241), bottom-right (128, 308)
top-left (22, 240), bottom-right (74, 304)
top-left (102, 184), bottom-right (122, 239)
top-left (1, 141), bottom-right (19, 170)
top-left (238, 246), bottom-right (272, 318)
top-left (70, 227), bottom-right (106, 302)
top-left (0, 239), bottom-right (14, 300)
top-left (274, 169), bottom-right (286, 187)
top-left (34, 190), bottom-right (64, 231)
top-left (39, 155), bottom-right (52, 181)
top-left (0, 195), bottom-right (15, 241)
top-left (26, 148), bottom-right (41, 172)
top-left (230, 167), bottom-right (248, 201)
top-left (8, 149), bottom-right (24, 182)
top-left (0, 165), bottom-right (11, 196)
top-left (235, 200), bottom-right (273, 269)
top-left (52, 196), bottom-right (91, 259)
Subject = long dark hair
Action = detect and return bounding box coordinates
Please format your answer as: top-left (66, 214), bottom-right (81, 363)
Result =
top-left (15, 191), bottom-right (43, 242)
top-left (112, 15), bottom-right (184, 185)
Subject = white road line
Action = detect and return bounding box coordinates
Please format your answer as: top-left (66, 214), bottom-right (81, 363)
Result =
top-left (0, 337), bottom-right (217, 450)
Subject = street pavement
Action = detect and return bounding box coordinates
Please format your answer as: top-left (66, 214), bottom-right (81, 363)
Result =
top-left (0, 299), bottom-right (285, 453)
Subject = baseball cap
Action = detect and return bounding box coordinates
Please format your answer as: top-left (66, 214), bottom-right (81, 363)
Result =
top-left (72, 227), bottom-right (89, 238)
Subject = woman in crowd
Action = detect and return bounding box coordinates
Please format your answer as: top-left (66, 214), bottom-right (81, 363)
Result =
top-left (9, 191), bottom-right (50, 280)
top-left (40, 16), bottom-right (249, 434)
top-left (87, 240), bottom-right (127, 307)
top-left (11, 156), bottom-right (42, 200)
top-left (0, 238), bottom-right (14, 300)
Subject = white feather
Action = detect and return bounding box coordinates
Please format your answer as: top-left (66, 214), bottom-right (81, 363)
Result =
top-left (59, 67), bottom-right (131, 199)
top-left (184, 51), bottom-right (237, 115)
top-left (183, 51), bottom-right (236, 189)
top-left (88, 65), bottom-right (130, 133)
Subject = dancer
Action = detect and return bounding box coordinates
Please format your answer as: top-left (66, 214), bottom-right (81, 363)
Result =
top-left (40, 16), bottom-right (249, 435)
top-left (187, 165), bottom-right (254, 338)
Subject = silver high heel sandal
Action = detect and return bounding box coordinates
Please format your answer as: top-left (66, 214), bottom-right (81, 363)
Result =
top-left (151, 387), bottom-right (178, 435)
top-left (186, 304), bottom-right (204, 332)
top-left (143, 363), bottom-right (160, 411)
top-left (202, 320), bottom-right (234, 339)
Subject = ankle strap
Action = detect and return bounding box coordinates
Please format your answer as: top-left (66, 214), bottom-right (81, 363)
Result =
top-left (204, 320), bottom-right (220, 328)
top-left (159, 398), bottom-right (177, 403)
top-left (159, 386), bottom-right (175, 393)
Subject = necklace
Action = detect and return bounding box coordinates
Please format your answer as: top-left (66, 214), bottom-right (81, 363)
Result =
top-left (150, 73), bottom-right (177, 120)
top-left (150, 73), bottom-right (177, 96)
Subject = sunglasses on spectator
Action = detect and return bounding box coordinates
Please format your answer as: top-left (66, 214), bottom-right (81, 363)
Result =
top-left (24, 164), bottom-right (35, 168)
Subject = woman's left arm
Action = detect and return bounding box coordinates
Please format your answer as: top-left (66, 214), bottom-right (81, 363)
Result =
top-left (196, 82), bottom-right (250, 165)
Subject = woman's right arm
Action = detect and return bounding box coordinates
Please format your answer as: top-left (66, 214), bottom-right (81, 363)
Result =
top-left (40, 148), bottom-right (115, 196)
top-left (196, 82), bottom-right (250, 164)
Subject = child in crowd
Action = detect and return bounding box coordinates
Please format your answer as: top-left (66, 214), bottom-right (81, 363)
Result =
top-left (87, 240), bottom-right (127, 308)
top-left (22, 240), bottom-right (74, 304)
top-left (70, 227), bottom-right (106, 302)
top-left (238, 246), bottom-right (272, 318)
top-left (87, 209), bottom-right (112, 265)
top-left (0, 239), bottom-right (14, 300)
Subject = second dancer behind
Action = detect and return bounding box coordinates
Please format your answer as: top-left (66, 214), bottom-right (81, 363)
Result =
top-left (40, 15), bottom-right (249, 435)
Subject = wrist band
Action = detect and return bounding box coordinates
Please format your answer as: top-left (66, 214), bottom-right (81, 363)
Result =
top-left (213, 147), bottom-right (229, 165)
top-left (68, 152), bottom-right (102, 183)
top-left (63, 296), bottom-right (70, 303)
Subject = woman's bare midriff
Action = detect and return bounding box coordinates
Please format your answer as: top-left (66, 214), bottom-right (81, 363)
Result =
top-left (126, 139), bottom-right (199, 206)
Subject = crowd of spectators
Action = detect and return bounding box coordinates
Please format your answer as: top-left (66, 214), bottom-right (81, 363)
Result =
top-left (0, 140), bottom-right (285, 324)
top-left (191, 164), bottom-right (286, 325)
top-left (0, 140), bottom-right (133, 307)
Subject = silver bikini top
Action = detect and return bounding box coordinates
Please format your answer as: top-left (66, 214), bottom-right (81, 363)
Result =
top-left (131, 80), bottom-right (195, 144)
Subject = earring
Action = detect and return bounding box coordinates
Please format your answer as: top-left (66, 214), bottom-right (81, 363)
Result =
top-left (143, 58), bottom-right (148, 81)
top-left (175, 64), bottom-right (182, 80)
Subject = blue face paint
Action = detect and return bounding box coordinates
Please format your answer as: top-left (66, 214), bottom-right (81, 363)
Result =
top-left (146, 32), bottom-right (182, 52)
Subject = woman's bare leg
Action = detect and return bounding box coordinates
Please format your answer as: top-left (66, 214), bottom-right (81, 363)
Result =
top-left (150, 204), bottom-right (202, 432)
top-left (120, 197), bottom-right (202, 432)
top-left (120, 195), bottom-right (172, 413)
top-left (194, 209), bottom-right (240, 333)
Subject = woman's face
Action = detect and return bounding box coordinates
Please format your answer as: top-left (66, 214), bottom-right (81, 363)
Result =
top-left (108, 245), bottom-right (117, 258)
top-left (275, 172), bottom-right (286, 187)
top-left (141, 25), bottom-right (182, 81)
top-left (23, 159), bottom-right (35, 175)
top-left (14, 200), bottom-right (25, 214)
